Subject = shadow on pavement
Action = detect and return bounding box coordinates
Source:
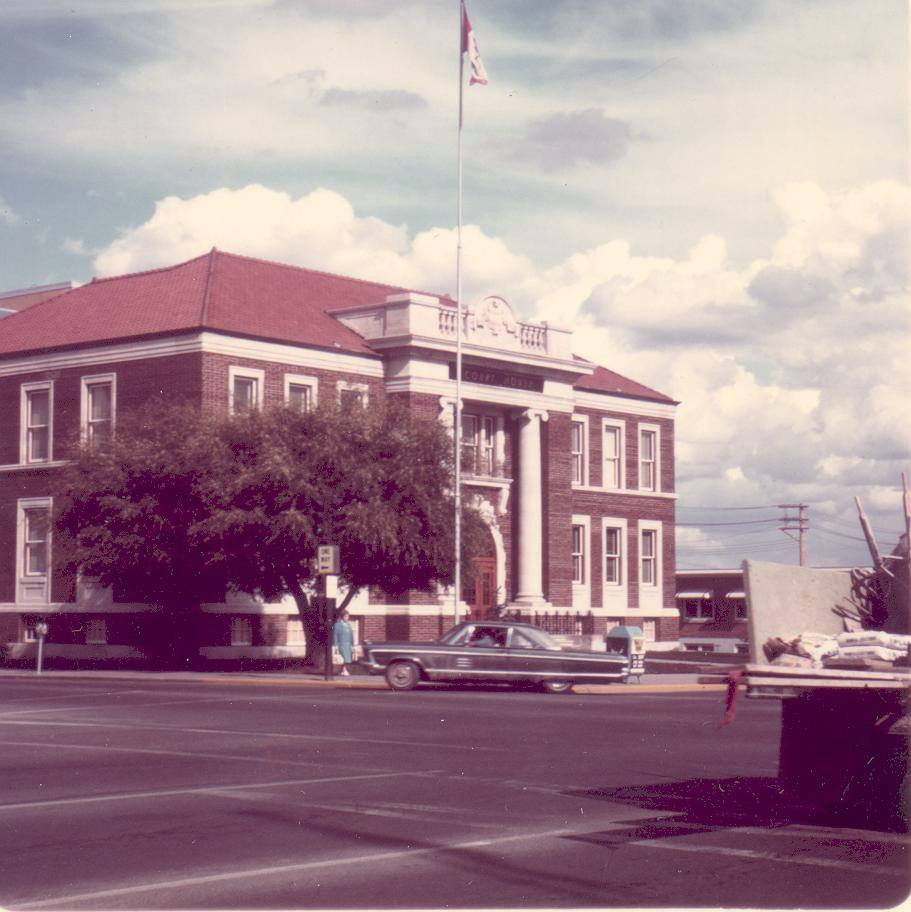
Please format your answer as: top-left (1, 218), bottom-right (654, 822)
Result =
top-left (564, 775), bottom-right (906, 833)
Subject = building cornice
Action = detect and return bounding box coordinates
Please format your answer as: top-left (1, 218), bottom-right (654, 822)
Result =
top-left (384, 375), bottom-right (576, 413)
top-left (572, 484), bottom-right (678, 500)
top-left (572, 390), bottom-right (677, 419)
top-left (0, 331), bottom-right (384, 379)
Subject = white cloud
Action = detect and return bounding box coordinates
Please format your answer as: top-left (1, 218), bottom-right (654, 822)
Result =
top-left (61, 237), bottom-right (91, 256)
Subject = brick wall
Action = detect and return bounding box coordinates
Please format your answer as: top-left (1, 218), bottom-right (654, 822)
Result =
top-left (543, 411), bottom-right (573, 607)
top-left (200, 351), bottom-right (385, 413)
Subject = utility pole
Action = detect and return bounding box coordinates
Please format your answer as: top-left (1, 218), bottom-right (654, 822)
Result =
top-left (778, 503), bottom-right (808, 566)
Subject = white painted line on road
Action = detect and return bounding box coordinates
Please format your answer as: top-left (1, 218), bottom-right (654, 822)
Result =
top-left (0, 688), bottom-right (147, 707)
top-left (5, 826), bottom-right (578, 910)
top-left (625, 833), bottom-right (907, 875)
top-left (0, 695), bottom-right (244, 717)
top-left (206, 791), bottom-right (504, 827)
top-left (0, 717), bottom-right (500, 751)
top-left (0, 769), bottom-right (445, 814)
top-left (0, 738), bottom-right (396, 774)
top-left (9, 817), bottom-right (907, 910)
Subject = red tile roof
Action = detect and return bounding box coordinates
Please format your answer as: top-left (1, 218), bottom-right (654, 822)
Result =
top-left (0, 251), bottom-right (675, 407)
top-left (573, 361), bottom-right (677, 404)
top-left (0, 249), bottom-right (441, 359)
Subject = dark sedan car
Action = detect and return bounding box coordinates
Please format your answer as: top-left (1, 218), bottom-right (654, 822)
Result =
top-left (362, 620), bottom-right (629, 692)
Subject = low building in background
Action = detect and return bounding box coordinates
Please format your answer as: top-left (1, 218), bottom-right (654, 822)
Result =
top-left (675, 568), bottom-right (749, 655)
top-left (0, 250), bottom-right (679, 666)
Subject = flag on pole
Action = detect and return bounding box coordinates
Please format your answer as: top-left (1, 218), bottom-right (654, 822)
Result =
top-left (461, 0), bottom-right (488, 86)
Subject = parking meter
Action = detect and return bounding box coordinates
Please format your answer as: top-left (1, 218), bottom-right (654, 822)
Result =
top-left (35, 621), bottom-right (48, 675)
top-left (604, 625), bottom-right (645, 681)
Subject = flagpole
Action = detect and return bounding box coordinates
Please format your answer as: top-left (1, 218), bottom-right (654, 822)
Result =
top-left (454, 0), bottom-right (465, 626)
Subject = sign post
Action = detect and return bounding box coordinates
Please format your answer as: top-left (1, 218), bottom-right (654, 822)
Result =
top-left (316, 546), bottom-right (340, 680)
top-left (35, 621), bottom-right (48, 675)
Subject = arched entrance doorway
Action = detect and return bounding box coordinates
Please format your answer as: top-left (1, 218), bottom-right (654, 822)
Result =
top-left (462, 523), bottom-right (497, 621)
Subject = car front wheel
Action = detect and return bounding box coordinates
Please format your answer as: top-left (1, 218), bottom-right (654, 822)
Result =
top-left (542, 680), bottom-right (574, 694)
top-left (385, 660), bottom-right (421, 692)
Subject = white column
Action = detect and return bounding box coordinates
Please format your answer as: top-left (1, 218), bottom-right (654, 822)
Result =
top-left (513, 408), bottom-right (550, 607)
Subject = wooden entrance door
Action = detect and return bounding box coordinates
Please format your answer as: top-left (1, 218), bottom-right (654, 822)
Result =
top-left (465, 556), bottom-right (497, 620)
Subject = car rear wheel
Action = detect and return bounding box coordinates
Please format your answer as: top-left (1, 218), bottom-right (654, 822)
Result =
top-left (385, 660), bottom-right (421, 692)
top-left (542, 680), bottom-right (574, 694)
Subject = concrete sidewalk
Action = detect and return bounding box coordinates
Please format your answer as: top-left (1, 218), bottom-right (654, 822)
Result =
top-left (0, 666), bottom-right (725, 693)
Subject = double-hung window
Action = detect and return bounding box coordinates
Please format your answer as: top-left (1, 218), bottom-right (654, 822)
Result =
top-left (230, 617), bottom-right (253, 646)
top-left (285, 374), bottom-right (317, 412)
top-left (638, 426), bottom-right (659, 492)
top-left (81, 374), bottom-right (116, 445)
top-left (336, 381), bottom-right (369, 409)
top-left (570, 418), bottom-right (587, 485)
top-left (461, 414), bottom-right (495, 476)
top-left (602, 421), bottom-right (624, 489)
top-left (229, 366), bottom-right (264, 414)
top-left (17, 497), bottom-right (52, 604)
top-left (571, 524), bottom-right (585, 584)
top-left (23, 508), bottom-right (50, 576)
top-left (640, 529), bottom-right (658, 586)
top-left (604, 526), bottom-right (622, 585)
top-left (21, 383), bottom-right (52, 463)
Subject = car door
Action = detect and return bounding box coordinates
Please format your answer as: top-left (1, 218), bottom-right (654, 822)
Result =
top-left (506, 627), bottom-right (562, 681)
top-left (454, 624), bottom-right (509, 680)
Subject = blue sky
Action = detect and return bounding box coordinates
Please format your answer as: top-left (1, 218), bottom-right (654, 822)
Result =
top-left (0, 0), bottom-right (908, 567)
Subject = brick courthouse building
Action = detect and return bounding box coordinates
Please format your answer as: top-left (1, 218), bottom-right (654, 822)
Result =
top-left (0, 250), bottom-right (678, 664)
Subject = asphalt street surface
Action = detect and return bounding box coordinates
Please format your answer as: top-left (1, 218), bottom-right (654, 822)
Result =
top-left (0, 672), bottom-right (907, 909)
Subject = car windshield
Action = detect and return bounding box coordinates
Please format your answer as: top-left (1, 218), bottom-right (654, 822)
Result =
top-left (439, 624), bottom-right (561, 650)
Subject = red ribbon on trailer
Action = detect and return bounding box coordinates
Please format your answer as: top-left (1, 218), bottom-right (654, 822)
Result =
top-left (719, 670), bottom-right (744, 727)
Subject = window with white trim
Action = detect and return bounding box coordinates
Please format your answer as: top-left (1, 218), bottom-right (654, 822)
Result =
top-left (230, 616), bottom-right (253, 646)
top-left (21, 382), bottom-right (53, 464)
top-left (571, 523), bottom-right (585, 584)
top-left (23, 508), bottom-right (50, 576)
top-left (638, 425), bottom-right (659, 492)
top-left (570, 417), bottom-right (588, 485)
top-left (23, 619), bottom-right (39, 642)
top-left (17, 498), bottom-right (52, 605)
top-left (604, 525), bottom-right (622, 585)
top-left (682, 598), bottom-right (714, 620)
top-left (284, 374), bottom-right (318, 412)
top-left (286, 617), bottom-right (306, 645)
top-left (640, 528), bottom-right (658, 586)
top-left (461, 413), bottom-right (495, 476)
top-left (81, 374), bottom-right (116, 445)
top-left (85, 618), bottom-right (108, 645)
top-left (229, 366), bottom-right (265, 414)
top-left (336, 381), bottom-right (369, 409)
top-left (602, 420), bottom-right (624, 489)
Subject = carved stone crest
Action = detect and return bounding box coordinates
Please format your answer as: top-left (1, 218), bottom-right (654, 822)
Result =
top-left (473, 296), bottom-right (518, 339)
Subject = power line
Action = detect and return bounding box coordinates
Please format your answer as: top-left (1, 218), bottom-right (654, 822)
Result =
top-left (677, 504), bottom-right (780, 511)
top-left (677, 518), bottom-right (778, 527)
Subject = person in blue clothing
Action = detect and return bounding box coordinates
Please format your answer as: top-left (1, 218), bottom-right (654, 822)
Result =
top-left (332, 609), bottom-right (354, 676)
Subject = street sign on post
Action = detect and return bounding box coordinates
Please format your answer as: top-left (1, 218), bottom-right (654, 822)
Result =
top-left (316, 545), bottom-right (339, 575)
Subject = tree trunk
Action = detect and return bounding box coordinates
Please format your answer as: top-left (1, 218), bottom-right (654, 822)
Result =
top-left (286, 579), bottom-right (323, 668)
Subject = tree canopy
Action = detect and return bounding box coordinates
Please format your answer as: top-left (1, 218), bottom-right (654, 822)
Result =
top-left (54, 398), bottom-right (487, 665)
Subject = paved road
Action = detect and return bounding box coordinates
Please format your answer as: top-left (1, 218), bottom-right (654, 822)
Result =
top-left (0, 674), bottom-right (907, 909)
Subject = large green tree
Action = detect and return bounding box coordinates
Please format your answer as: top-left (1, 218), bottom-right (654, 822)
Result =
top-left (196, 399), bottom-right (487, 664)
top-left (54, 398), bottom-right (486, 667)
